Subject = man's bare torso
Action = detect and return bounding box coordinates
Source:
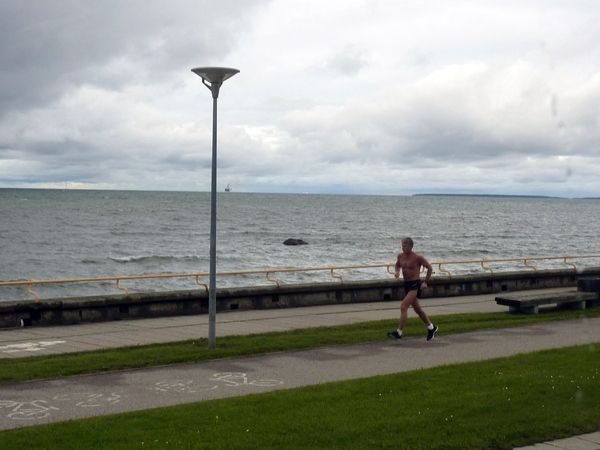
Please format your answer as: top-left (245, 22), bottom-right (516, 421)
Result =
top-left (396, 251), bottom-right (425, 281)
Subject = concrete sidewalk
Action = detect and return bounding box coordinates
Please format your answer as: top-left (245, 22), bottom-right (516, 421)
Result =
top-left (0, 287), bottom-right (598, 449)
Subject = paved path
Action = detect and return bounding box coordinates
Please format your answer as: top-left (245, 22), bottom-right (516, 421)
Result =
top-left (0, 287), bottom-right (599, 449)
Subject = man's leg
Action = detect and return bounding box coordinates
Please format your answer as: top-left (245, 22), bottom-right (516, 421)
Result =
top-left (411, 298), bottom-right (432, 327)
top-left (413, 298), bottom-right (438, 340)
top-left (388, 290), bottom-right (418, 340)
top-left (398, 289), bottom-right (419, 331)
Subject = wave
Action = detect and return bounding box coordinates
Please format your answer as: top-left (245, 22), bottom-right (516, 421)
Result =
top-left (81, 258), bottom-right (103, 264)
top-left (0, 277), bottom-right (29, 283)
top-left (108, 254), bottom-right (204, 264)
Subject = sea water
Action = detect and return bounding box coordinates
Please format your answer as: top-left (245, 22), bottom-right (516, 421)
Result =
top-left (1, 189), bottom-right (599, 301)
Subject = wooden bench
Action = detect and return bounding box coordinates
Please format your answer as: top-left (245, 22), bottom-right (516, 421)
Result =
top-left (495, 290), bottom-right (599, 314)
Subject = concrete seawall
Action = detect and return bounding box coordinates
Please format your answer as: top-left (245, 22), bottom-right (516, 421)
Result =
top-left (1, 268), bottom-right (599, 329)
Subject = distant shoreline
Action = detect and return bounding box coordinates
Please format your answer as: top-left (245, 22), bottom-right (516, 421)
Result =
top-left (413, 193), bottom-right (558, 199)
top-left (413, 193), bottom-right (599, 200)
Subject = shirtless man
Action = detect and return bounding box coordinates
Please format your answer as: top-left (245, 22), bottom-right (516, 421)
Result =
top-left (387, 237), bottom-right (438, 341)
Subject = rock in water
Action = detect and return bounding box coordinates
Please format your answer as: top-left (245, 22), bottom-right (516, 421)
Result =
top-left (283, 238), bottom-right (308, 246)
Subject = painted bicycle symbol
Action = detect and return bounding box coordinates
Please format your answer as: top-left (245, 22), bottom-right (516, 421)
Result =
top-left (53, 392), bottom-right (122, 407)
top-left (0, 341), bottom-right (66, 355)
top-left (153, 381), bottom-right (218, 394)
top-left (0, 400), bottom-right (59, 420)
top-left (210, 372), bottom-right (284, 387)
top-left (152, 372), bottom-right (283, 394)
top-left (0, 393), bottom-right (123, 421)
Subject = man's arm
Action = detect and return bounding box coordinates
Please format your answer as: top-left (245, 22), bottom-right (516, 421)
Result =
top-left (420, 257), bottom-right (433, 285)
top-left (394, 254), bottom-right (402, 278)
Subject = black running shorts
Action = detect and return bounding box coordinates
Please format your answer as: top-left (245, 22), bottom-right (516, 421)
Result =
top-left (404, 279), bottom-right (422, 298)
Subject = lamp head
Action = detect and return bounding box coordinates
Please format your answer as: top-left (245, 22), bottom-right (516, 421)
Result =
top-left (192, 67), bottom-right (239, 98)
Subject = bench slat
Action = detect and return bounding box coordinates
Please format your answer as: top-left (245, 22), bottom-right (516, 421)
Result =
top-left (496, 291), bottom-right (597, 307)
top-left (495, 291), bottom-right (599, 314)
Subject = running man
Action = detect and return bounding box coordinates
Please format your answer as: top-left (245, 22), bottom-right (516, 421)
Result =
top-left (388, 237), bottom-right (438, 341)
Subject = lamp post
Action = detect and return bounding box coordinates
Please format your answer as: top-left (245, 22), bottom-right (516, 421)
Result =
top-left (192, 66), bottom-right (239, 348)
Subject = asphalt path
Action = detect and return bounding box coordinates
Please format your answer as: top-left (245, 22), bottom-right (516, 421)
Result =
top-left (1, 317), bottom-right (598, 431)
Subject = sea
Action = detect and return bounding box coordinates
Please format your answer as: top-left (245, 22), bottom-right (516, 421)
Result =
top-left (1, 189), bottom-right (599, 302)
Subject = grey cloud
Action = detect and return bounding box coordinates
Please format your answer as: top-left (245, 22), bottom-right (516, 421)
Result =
top-left (28, 139), bottom-right (100, 160)
top-left (160, 151), bottom-right (211, 170)
top-left (325, 45), bottom-right (370, 76)
top-left (0, 0), bottom-right (268, 115)
top-left (272, 57), bottom-right (599, 181)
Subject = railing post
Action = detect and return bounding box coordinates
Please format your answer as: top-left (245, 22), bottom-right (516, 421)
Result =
top-left (26, 281), bottom-right (39, 302)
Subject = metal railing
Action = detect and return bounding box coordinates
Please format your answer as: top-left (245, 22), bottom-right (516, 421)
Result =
top-left (433, 255), bottom-right (596, 277)
top-left (1, 255), bottom-right (599, 302)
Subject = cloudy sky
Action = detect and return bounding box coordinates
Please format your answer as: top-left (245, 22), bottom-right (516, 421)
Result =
top-left (1, 1), bottom-right (599, 197)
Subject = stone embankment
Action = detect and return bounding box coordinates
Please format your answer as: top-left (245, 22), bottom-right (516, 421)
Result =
top-left (1, 268), bottom-right (599, 329)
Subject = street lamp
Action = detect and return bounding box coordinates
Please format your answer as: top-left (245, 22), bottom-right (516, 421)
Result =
top-left (192, 66), bottom-right (239, 348)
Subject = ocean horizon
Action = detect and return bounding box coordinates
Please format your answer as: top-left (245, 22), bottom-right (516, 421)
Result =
top-left (3, 186), bottom-right (599, 199)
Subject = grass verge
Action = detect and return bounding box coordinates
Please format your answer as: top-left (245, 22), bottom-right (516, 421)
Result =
top-left (0, 344), bottom-right (598, 449)
top-left (0, 307), bottom-right (599, 385)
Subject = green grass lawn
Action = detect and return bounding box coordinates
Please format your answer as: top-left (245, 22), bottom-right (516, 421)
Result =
top-left (1, 307), bottom-right (599, 385)
top-left (0, 344), bottom-right (598, 449)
